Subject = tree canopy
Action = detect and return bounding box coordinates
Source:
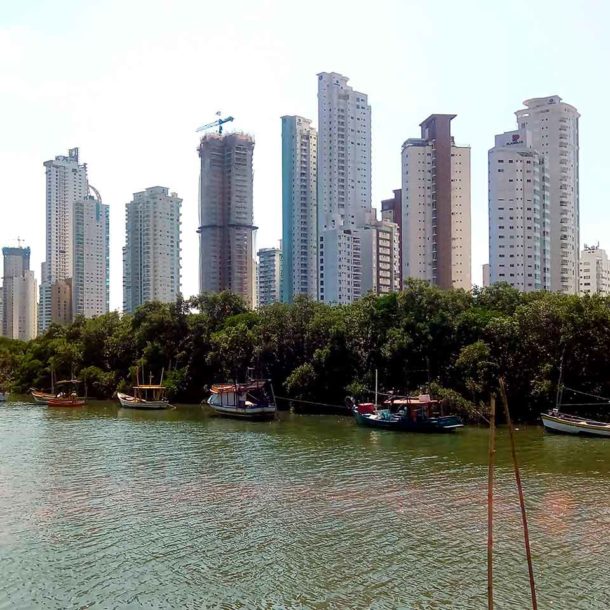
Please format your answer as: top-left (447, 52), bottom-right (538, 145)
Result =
top-left (2, 283), bottom-right (610, 421)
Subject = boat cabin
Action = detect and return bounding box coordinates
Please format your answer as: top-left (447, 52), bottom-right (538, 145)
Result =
top-left (208, 380), bottom-right (272, 409)
top-left (384, 395), bottom-right (445, 420)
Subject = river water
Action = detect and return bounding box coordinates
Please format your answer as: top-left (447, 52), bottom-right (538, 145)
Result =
top-left (0, 400), bottom-right (609, 609)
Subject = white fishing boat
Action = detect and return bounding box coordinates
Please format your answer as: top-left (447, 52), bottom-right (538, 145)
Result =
top-left (541, 410), bottom-right (610, 437)
top-left (541, 363), bottom-right (610, 438)
top-left (117, 386), bottom-right (173, 410)
top-left (207, 379), bottom-right (276, 420)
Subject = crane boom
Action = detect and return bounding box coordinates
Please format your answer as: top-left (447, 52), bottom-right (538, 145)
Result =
top-left (196, 115), bottom-right (235, 134)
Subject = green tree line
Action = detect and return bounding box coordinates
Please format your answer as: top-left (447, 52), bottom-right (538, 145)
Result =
top-left (2, 281), bottom-right (610, 421)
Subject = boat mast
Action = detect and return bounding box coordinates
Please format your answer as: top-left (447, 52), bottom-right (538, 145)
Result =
top-left (555, 347), bottom-right (566, 410)
top-left (375, 369), bottom-right (378, 407)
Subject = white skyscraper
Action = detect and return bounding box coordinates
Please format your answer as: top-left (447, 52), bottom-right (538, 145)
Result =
top-left (402, 115), bottom-right (471, 290)
top-left (579, 244), bottom-right (610, 296)
top-left (123, 187), bottom-right (182, 313)
top-left (39, 148), bottom-right (88, 332)
top-left (73, 193), bottom-right (109, 318)
top-left (257, 247), bottom-right (282, 307)
top-left (317, 72), bottom-right (373, 304)
top-left (515, 96), bottom-right (580, 294)
top-left (2, 247), bottom-right (37, 341)
top-left (488, 130), bottom-right (549, 291)
top-left (281, 116), bottom-right (318, 302)
top-left (198, 133), bottom-right (256, 306)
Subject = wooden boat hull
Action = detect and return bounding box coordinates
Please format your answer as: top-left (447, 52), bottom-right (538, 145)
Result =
top-left (541, 412), bottom-right (610, 437)
top-left (354, 411), bottom-right (463, 433)
top-left (47, 398), bottom-right (85, 407)
top-left (207, 402), bottom-right (277, 421)
top-left (31, 390), bottom-right (56, 405)
top-left (117, 392), bottom-right (173, 410)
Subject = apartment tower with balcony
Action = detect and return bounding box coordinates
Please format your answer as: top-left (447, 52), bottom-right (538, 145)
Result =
top-left (401, 114), bottom-right (471, 290)
top-left (123, 187), bottom-right (182, 313)
top-left (281, 116), bottom-right (318, 302)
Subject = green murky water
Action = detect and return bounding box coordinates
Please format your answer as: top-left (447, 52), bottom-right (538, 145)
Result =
top-left (1, 399), bottom-right (609, 609)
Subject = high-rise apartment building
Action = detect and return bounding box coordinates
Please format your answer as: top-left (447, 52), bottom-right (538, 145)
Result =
top-left (515, 96), bottom-right (580, 294)
top-left (281, 116), bottom-right (318, 302)
top-left (39, 148), bottom-right (88, 332)
top-left (317, 72), bottom-right (373, 304)
top-left (381, 189), bottom-right (403, 276)
top-left (401, 115), bottom-right (471, 290)
top-left (2, 246), bottom-right (37, 341)
top-left (123, 187), bottom-right (182, 313)
top-left (257, 247), bottom-right (282, 307)
top-left (198, 133), bottom-right (256, 306)
top-left (488, 130), bottom-right (549, 291)
top-left (360, 218), bottom-right (401, 295)
top-left (73, 194), bottom-right (109, 318)
top-left (579, 244), bottom-right (610, 296)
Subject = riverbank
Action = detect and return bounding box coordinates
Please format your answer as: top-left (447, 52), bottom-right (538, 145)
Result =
top-left (4, 284), bottom-right (610, 424)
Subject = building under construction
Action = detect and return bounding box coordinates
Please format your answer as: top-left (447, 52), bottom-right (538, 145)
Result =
top-left (198, 132), bottom-right (256, 306)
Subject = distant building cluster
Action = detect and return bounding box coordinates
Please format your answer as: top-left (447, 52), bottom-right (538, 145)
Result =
top-left (1, 74), bottom-right (603, 341)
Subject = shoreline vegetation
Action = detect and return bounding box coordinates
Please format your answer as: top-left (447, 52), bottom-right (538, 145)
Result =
top-left (2, 280), bottom-right (610, 424)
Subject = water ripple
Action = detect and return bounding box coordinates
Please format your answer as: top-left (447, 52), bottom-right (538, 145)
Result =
top-left (1, 403), bottom-right (610, 608)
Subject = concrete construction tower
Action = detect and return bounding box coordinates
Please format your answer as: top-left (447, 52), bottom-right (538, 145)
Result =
top-left (198, 132), bottom-right (256, 307)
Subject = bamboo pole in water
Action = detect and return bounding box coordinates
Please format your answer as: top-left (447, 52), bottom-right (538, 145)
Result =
top-left (487, 395), bottom-right (496, 610)
top-left (498, 378), bottom-right (538, 610)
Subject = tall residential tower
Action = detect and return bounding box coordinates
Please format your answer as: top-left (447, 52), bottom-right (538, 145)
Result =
top-left (488, 130), bottom-right (549, 291)
top-left (515, 96), bottom-right (580, 293)
top-left (401, 115), bottom-right (471, 290)
top-left (73, 192), bottom-right (110, 317)
top-left (39, 148), bottom-right (88, 331)
top-left (317, 72), bottom-right (374, 304)
top-left (2, 246), bottom-right (37, 341)
top-left (281, 115), bottom-right (318, 302)
top-left (123, 187), bottom-right (182, 313)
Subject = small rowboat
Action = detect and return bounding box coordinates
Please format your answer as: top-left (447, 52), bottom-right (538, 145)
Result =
top-left (31, 389), bottom-right (56, 404)
top-left (541, 411), bottom-right (610, 438)
top-left (117, 386), bottom-right (173, 410)
top-left (47, 397), bottom-right (85, 408)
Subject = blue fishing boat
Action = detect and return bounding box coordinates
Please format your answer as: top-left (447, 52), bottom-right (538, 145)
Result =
top-left (349, 395), bottom-right (463, 433)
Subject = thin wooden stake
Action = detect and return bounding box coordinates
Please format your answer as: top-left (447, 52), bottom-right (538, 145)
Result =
top-left (487, 395), bottom-right (496, 610)
top-left (499, 378), bottom-right (538, 610)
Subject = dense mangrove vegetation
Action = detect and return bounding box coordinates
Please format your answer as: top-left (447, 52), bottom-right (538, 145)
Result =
top-left (2, 280), bottom-right (610, 420)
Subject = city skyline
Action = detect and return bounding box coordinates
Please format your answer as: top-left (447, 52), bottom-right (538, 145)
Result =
top-left (2, 0), bottom-right (609, 309)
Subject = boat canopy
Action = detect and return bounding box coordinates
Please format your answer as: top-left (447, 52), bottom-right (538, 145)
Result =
top-left (211, 380), bottom-right (268, 394)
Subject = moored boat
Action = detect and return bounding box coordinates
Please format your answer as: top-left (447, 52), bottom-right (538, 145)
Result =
top-left (0, 391), bottom-right (8, 403)
top-left (541, 410), bottom-right (610, 438)
top-left (207, 379), bottom-right (276, 420)
top-left (46, 380), bottom-right (86, 407)
top-left (117, 385), bottom-right (173, 410)
top-left (350, 394), bottom-right (464, 433)
top-left (47, 396), bottom-right (86, 408)
top-left (31, 389), bottom-right (56, 404)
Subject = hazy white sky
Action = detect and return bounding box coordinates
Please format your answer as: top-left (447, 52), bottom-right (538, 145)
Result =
top-left (1, 0), bottom-right (608, 309)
